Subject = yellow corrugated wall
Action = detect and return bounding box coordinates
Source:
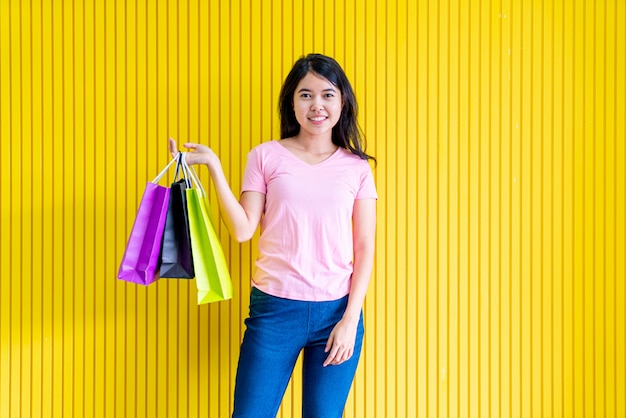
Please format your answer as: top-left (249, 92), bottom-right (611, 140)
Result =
top-left (1, 0), bottom-right (624, 417)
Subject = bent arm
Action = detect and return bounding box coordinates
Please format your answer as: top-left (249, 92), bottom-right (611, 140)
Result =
top-left (170, 138), bottom-right (264, 242)
top-left (206, 161), bottom-right (265, 242)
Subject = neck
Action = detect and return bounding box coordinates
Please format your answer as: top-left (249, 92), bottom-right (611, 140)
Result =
top-left (292, 133), bottom-right (336, 153)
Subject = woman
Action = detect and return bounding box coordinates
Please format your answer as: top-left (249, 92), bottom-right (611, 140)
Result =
top-left (169, 53), bottom-right (377, 417)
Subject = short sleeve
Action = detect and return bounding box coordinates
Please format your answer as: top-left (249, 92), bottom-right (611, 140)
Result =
top-left (356, 162), bottom-right (378, 200)
top-left (241, 147), bottom-right (267, 194)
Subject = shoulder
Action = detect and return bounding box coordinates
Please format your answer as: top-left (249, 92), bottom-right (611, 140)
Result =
top-left (336, 148), bottom-right (374, 170)
top-left (249, 140), bottom-right (280, 154)
top-left (246, 140), bottom-right (280, 164)
top-left (245, 140), bottom-right (284, 176)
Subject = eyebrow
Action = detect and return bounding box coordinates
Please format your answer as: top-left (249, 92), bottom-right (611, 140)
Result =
top-left (297, 87), bottom-right (337, 93)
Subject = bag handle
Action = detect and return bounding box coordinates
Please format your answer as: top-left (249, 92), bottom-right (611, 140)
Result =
top-left (173, 152), bottom-right (192, 188)
top-left (174, 152), bottom-right (182, 181)
top-left (180, 153), bottom-right (207, 197)
top-left (180, 152), bottom-right (220, 228)
top-left (151, 155), bottom-right (179, 184)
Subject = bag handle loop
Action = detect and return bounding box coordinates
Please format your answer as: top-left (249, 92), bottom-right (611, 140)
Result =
top-left (180, 153), bottom-right (207, 197)
top-left (173, 152), bottom-right (193, 188)
top-left (151, 155), bottom-right (179, 184)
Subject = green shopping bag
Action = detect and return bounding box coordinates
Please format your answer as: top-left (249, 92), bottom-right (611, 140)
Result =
top-left (182, 155), bottom-right (233, 304)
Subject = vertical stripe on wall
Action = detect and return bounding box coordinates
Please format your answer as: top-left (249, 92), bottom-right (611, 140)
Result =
top-left (1, 1), bottom-right (624, 417)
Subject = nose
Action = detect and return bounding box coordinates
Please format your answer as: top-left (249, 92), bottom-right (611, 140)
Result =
top-left (310, 99), bottom-right (324, 111)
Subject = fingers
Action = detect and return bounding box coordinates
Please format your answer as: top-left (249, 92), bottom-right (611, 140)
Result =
top-left (323, 338), bottom-right (354, 367)
top-left (169, 138), bottom-right (203, 160)
top-left (323, 321), bottom-right (358, 367)
top-left (184, 142), bottom-right (213, 154)
top-left (168, 139), bottom-right (213, 166)
top-left (323, 337), bottom-right (335, 367)
top-left (324, 335), bottom-right (333, 353)
top-left (169, 137), bottom-right (199, 150)
top-left (323, 349), bottom-right (337, 367)
top-left (323, 346), bottom-right (353, 367)
top-left (168, 137), bottom-right (178, 158)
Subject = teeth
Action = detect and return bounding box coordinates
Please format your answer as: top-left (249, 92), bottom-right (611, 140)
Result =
top-left (310, 116), bottom-right (326, 121)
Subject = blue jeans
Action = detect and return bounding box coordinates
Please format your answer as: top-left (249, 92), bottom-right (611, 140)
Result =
top-left (232, 287), bottom-right (364, 418)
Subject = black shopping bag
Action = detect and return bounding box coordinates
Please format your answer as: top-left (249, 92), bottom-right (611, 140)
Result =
top-left (159, 169), bottom-right (195, 278)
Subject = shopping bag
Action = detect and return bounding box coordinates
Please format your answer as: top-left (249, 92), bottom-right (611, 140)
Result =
top-left (182, 155), bottom-right (234, 303)
top-left (117, 156), bottom-right (177, 285)
top-left (159, 154), bottom-right (195, 278)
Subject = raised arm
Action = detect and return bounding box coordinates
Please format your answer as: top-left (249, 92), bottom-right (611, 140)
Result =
top-left (169, 138), bottom-right (264, 242)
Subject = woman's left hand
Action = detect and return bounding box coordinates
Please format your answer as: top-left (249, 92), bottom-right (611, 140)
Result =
top-left (323, 318), bottom-right (358, 367)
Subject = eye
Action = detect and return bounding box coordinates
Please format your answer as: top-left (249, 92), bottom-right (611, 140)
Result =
top-left (300, 93), bottom-right (311, 98)
top-left (324, 93), bottom-right (335, 98)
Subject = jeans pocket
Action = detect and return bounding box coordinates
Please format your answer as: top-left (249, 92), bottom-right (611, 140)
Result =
top-left (249, 287), bottom-right (279, 317)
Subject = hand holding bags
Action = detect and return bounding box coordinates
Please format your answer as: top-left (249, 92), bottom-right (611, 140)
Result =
top-left (117, 151), bottom-right (233, 304)
top-left (117, 156), bottom-right (177, 285)
top-left (180, 155), bottom-right (234, 304)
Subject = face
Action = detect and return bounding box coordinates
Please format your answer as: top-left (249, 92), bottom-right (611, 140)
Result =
top-left (292, 72), bottom-right (343, 138)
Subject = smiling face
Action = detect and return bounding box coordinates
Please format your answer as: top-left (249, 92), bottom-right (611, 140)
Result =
top-left (292, 72), bottom-right (343, 139)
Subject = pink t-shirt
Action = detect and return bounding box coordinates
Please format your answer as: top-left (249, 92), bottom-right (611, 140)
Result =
top-left (241, 140), bottom-right (378, 301)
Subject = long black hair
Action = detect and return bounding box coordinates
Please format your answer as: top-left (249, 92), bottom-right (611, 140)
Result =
top-left (278, 54), bottom-right (375, 162)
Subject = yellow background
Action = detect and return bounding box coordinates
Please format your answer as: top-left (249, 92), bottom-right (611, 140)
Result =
top-left (1, 0), bottom-right (624, 417)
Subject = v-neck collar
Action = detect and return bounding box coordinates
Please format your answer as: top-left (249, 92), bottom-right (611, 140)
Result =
top-left (273, 140), bottom-right (341, 167)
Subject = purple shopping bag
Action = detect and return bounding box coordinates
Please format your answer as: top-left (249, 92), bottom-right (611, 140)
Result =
top-left (117, 157), bottom-right (177, 285)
